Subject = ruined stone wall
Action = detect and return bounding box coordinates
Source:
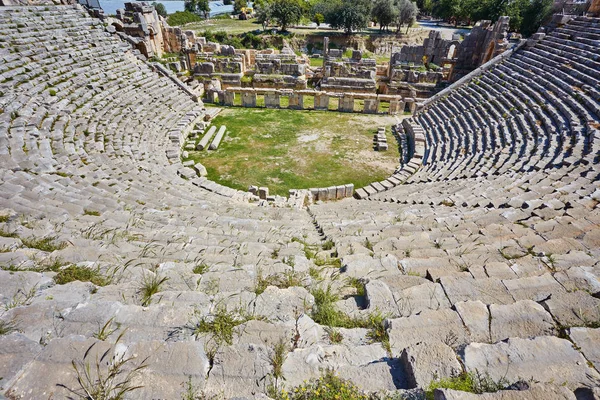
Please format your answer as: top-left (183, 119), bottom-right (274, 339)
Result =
top-left (590, 0), bottom-right (600, 15)
top-left (114, 2), bottom-right (165, 58)
top-left (391, 31), bottom-right (457, 66)
top-left (452, 17), bottom-right (510, 80)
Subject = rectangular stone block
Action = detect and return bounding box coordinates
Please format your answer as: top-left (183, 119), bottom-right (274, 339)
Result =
top-left (318, 187), bottom-right (328, 201)
top-left (336, 185), bottom-right (345, 199)
top-left (344, 184), bottom-right (354, 197)
top-left (242, 92), bottom-right (257, 107)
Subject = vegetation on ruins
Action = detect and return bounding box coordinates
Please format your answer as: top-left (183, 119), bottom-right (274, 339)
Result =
top-left (425, 371), bottom-right (509, 399)
top-left (54, 265), bottom-right (110, 286)
top-left (426, 0), bottom-right (554, 35)
top-left (61, 337), bottom-right (149, 400)
top-left (137, 271), bottom-right (169, 306)
top-left (274, 369), bottom-right (369, 400)
top-left (190, 305), bottom-right (255, 345)
top-left (0, 319), bottom-right (19, 336)
top-left (168, 10), bottom-right (204, 26)
top-left (184, 108), bottom-right (399, 196)
top-left (152, 2), bottom-right (168, 17)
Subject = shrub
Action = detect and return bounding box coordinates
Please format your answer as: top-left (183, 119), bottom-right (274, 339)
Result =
top-left (54, 265), bottom-right (109, 286)
top-left (138, 272), bottom-right (169, 306)
top-left (21, 236), bottom-right (68, 252)
top-left (167, 11), bottom-right (202, 26)
top-left (49, 88), bottom-right (57, 96)
top-left (425, 371), bottom-right (509, 400)
top-left (281, 369), bottom-right (369, 400)
top-left (190, 306), bottom-right (252, 345)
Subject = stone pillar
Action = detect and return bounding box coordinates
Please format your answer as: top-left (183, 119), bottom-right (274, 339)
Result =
top-left (389, 99), bottom-right (401, 114)
top-left (324, 37), bottom-right (329, 56)
top-left (339, 95), bottom-right (354, 113)
top-left (289, 93), bottom-right (304, 110)
top-left (265, 92), bottom-right (280, 109)
top-left (409, 101), bottom-right (417, 115)
top-left (589, 0), bottom-right (600, 15)
top-left (224, 91), bottom-right (235, 107)
top-left (315, 94), bottom-right (329, 111)
top-left (242, 91), bottom-right (257, 108)
top-left (363, 98), bottom-right (379, 114)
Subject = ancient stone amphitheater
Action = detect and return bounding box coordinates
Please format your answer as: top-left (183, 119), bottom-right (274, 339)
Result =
top-left (1, 4), bottom-right (600, 400)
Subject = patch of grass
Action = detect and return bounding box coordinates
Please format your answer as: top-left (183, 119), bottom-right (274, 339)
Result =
top-left (266, 338), bottom-right (288, 396)
top-left (84, 209), bottom-right (101, 216)
top-left (309, 57), bottom-right (324, 67)
top-left (0, 319), bottom-right (18, 335)
top-left (138, 272), bottom-right (169, 306)
top-left (280, 368), bottom-right (369, 400)
top-left (0, 215), bottom-right (10, 223)
top-left (61, 335), bottom-right (148, 400)
top-left (425, 371), bottom-right (509, 400)
top-left (322, 239), bottom-right (335, 251)
top-left (190, 306), bottom-right (253, 345)
top-left (167, 10), bottom-right (202, 27)
top-left (21, 236), bottom-right (67, 252)
top-left (325, 327), bottom-right (343, 344)
top-left (192, 263), bottom-right (210, 274)
top-left (0, 227), bottom-right (18, 238)
top-left (346, 277), bottom-right (365, 297)
top-left (54, 265), bottom-right (109, 286)
top-left (186, 108), bottom-right (399, 196)
top-left (254, 268), bottom-right (305, 295)
top-left (93, 316), bottom-right (120, 341)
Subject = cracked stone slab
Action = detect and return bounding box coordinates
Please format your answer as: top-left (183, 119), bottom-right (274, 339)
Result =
top-left (489, 300), bottom-right (556, 342)
top-left (463, 336), bottom-right (600, 390)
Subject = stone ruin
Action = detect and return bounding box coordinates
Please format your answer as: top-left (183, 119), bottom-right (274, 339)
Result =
top-left (386, 17), bottom-right (510, 98)
top-left (1, 3), bottom-right (600, 400)
top-left (320, 40), bottom-right (378, 93)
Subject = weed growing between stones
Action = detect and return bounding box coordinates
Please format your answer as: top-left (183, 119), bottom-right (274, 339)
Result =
top-left (0, 319), bottom-right (18, 335)
top-left (4, 285), bottom-right (37, 310)
top-left (325, 327), bottom-right (343, 343)
top-left (193, 263), bottom-right (211, 275)
top-left (190, 305), bottom-right (255, 345)
top-left (20, 235), bottom-right (68, 252)
top-left (55, 265), bottom-right (109, 286)
top-left (425, 371), bottom-right (509, 400)
top-left (266, 338), bottom-right (288, 397)
top-left (275, 369), bottom-right (369, 400)
top-left (310, 284), bottom-right (390, 353)
top-left (137, 271), bottom-right (169, 307)
top-left (93, 317), bottom-right (121, 341)
top-left (60, 334), bottom-right (148, 400)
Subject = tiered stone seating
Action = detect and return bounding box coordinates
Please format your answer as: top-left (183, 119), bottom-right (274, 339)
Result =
top-left (1, 6), bottom-right (599, 399)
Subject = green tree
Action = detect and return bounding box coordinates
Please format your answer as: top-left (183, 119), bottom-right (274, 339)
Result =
top-left (270, 0), bottom-right (303, 31)
top-left (184, 0), bottom-right (210, 18)
top-left (372, 0), bottom-right (398, 31)
top-left (256, 0), bottom-right (273, 30)
top-left (395, 0), bottom-right (418, 33)
top-left (152, 2), bottom-right (168, 17)
top-left (326, 0), bottom-right (373, 34)
top-left (520, 0), bottom-right (553, 35)
top-left (313, 12), bottom-right (325, 26)
top-left (234, 0), bottom-right (248, 14)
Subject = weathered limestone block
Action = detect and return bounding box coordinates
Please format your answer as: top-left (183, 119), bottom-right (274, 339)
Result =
top-left (252, 286), bottom-right (315, 322)
top-left (223, 91), bottom-right (235, 106)
top-left (0, 333), bottom-right (43, 384)
top-left (434, 384), bottom-right (577, 399)
top-left (339, 95), bottom-right (355, 112)
top-left (387, 309), bottom-right (469, 354)
top-left (205, 343), bottom-right (271, 397)
top-left (264, 92), bottom-right (280, 109)
top-left (489, 300), bottom-right (556, 342)
top-left (439, 276), bottom-right (513, 305)
top-left (281, 344), bottom-right (402, 391)
top-left (194, 163), bottom-right (208, 177)
top-left (542, 290), bottom-right (600, 328)
top-left (569, 327), bottom-right (600, 372)
top-left (463, 336), bottom-right (600, 390)
top-left (455, 300), bottom-right (491, 343)
top-left (553, 266), bottom-right (600, 294)
top-left (242, 91), bottom-right (257, 107)
top-left (315, 93), bottom-right (329, 110)
top-left (503, 273), bottom-right (565, 302)
top-left (363, 98), bottom-right (379, 114)
top-left (389, 99), bottom-right (404, 114)
top-left (401, 341), bottom-right (462, 388)
top-left (392, 281), bottom-right (452, 317)
top-left (288, 93), bottom-right (304, 110)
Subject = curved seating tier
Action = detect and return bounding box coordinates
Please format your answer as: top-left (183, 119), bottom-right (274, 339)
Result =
top-left (1, 6), bottom-right (600, 399)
